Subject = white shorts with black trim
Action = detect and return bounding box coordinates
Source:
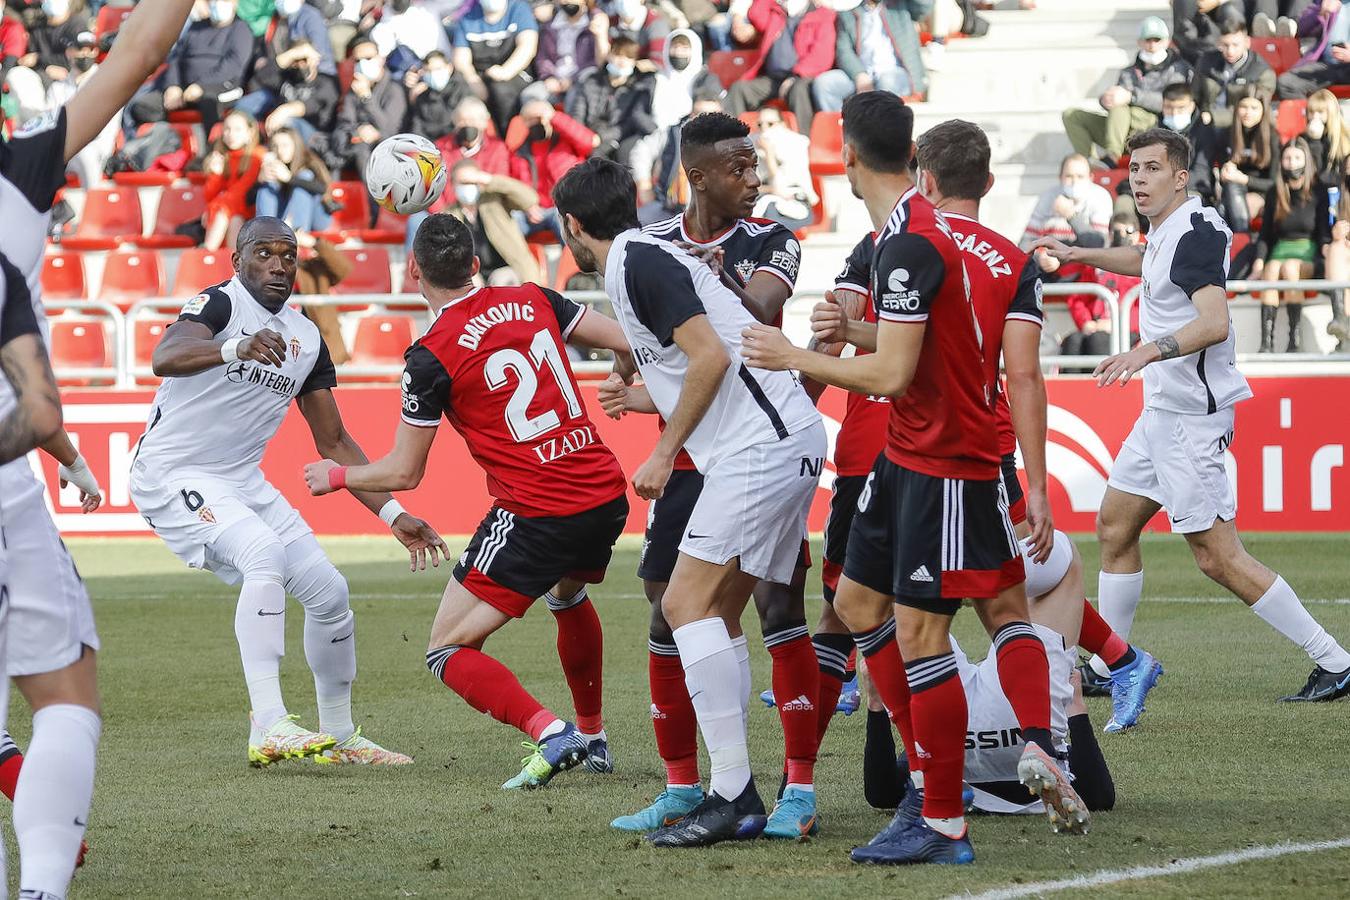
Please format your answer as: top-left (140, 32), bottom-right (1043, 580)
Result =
top-left (1107, 406), bottom-right (1236, 534)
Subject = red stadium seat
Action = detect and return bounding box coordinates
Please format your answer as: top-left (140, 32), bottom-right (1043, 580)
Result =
top-left (136, 184), bottom-right (207, 249)
top-left (62, 187), bottom-right (142, 250)
top-left (40, 252), bottom-right (87, 303)
top-left (94, 4), bottom-right (132, 39)
top-left (1093, 168), bottom-right (1130, 194)
top-left (737, 109), bottom-right (799, 134)
top-left (707, 50), bottom-right (755, 89)
top-left (808, 111), bottom-right (844, 176)
top-left (1252, 37), bottom-right (1300, 75)
top-left (132, 316), bottom-right (174, 385)
top-left (348, 314), bottom-right (416, 380)
top-left (49, 318), bottom-right (113, 386)
top-left (99, 248), bottom-right (166, 311)
top-left (171, 247), bottom-right (235, 294)
top-left (332, 247), bottom-right (392, 295)
top-left (1276, 99), bottom-right (1307, 144)
top-left (1331, 85), bottom-right (1350, 100)
top-left (357, 206), bottom-right (409, 244)
top-left (166, 109), bottom-right (203, 125)
top-left (317, 181), bottom-right (373, 240)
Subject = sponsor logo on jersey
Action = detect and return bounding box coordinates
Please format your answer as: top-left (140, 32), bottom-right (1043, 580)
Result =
top-left (181, 293), bottom-right (211, 316)
top-left (880, 268), bottom-right (922, 312)
top-left (400, 370), bottom-right (420, 414)
top-left (225, 361), bottom-right (248, 383)
top-left (964, 727), bottom-right (1023, 751)
top-left (223, 362), bottom-right (298, 396)
top-left (456, 302), bottom-right (537, 351)
top-left (533, 425), bottom-right (598, 465)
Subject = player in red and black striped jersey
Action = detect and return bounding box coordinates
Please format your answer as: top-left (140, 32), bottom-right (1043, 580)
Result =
top-left (602, 112), bottom-right (826, 839)
top-left (742, 94), bottom-right (1084, 865)
top-left (305, 214), bottom-right (638, 790)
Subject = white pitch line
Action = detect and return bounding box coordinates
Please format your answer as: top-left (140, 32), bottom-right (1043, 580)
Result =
top-left (91, 593), bottom-right (1350, 605)
top-left (948, 837), bottom-right (1350, 900)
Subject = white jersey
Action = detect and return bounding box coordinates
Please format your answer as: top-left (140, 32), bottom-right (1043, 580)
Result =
top-left (1139, 196), bottom-right (1252, 415)
top-left (603, 228), bottom-right (819, 471)
top-left (130, 277), bottom-right (336, 486)
top-left (954, 624), bottom-right (1075, 786)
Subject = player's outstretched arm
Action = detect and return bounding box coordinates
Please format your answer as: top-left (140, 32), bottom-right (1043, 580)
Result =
top-left (153, 323), bottom-right (288, 377)
top-left (742, 319), bottom-right (923, 398)
top-left (61, 0), bottom-right (198, 162)
top-left (631, 314), bottom-right (729, 500)
top-left (0, 334), bottom-right (63, 466)
top-left (1093, 284), bottom-right (1230, 387)
top-left (566, 307), bottom-right (631, 356)
top-left (306, 421), bottom-right (438, 495)
top-left (1003, 318), bottom-right (1052, 562)
top-left (1031, 237), bottom-right (1143, 277)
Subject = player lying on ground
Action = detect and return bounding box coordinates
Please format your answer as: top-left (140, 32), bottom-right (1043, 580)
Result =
top-left (1, 0), bottom-right (213, 889)
top-left (742, 92), bottom-right (1084, 866)
top-left (1035, 128), bottom-right (1350, 703)
top-left (554, 157), bottom-right (827, 847)
top-left (306, 213), bottom-right (637, 790)
top-left (602, 112), bottom-right (828, 839)
top-left (132, 217), bottom-right (439, 767)
top-left (860, 548), bottom-right (1116, 817)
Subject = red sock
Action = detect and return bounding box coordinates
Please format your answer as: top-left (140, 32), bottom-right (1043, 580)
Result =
top-left (993, 622), bottom-right (1051, 732)
top-left (649, 649), bottom-right (699, 785)
top-left (435, 647), bottom-right (557, 740)
top-left (852, 624), bottom-right (917, 764)
top-left (815, 672), bottom-right (843, 745)
top-left (0, 747), bottom-right (22, 802)
top-left (1079, 600), bottom-right (1129, 666)
top-left (906, 654), bottom-right (967, 819)
top-left (767, 631), bottom-right (821, 785)
top-left (552, 596), bottom-right (604, 734)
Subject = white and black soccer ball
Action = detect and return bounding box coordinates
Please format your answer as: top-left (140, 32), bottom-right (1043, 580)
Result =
top-left (364, 133), bottom-right (448, 215)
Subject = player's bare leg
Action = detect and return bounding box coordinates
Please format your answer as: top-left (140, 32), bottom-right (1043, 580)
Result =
top-left (646, 554), bottom-right (766, 847)
top-left (1185, 520), bottom-right (1350, 701)
top-left (12, 649), bottom-right (100, 898)
top-left (425, 579), bottom-right (589, 789)
top-left (544, 577), bottom-right (610, 772)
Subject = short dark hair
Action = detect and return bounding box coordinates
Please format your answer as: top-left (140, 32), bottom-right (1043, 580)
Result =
top-left (841, 91), bottom-right (913, 174)
top-left (1162, 81), bottom-right (1193, 102)
top-left (679, 111), bottom-right (749, 160)
top-left (1218, 17), bottom-right (1247, 36)
top-left (413, 213), bottom-right (476, 289)
top-left (611, 35), bottom-right (640, 58)
top-left (551, 157), bottom-right (640, 240)
top-left (914, 119), bottom-right (990, 201)
top-left (1125, 127), bottom-right (1192, 172)
top-left (424, 49), bottom-right (447, 65)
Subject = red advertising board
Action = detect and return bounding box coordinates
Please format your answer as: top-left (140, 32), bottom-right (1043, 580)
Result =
top-left (30, 377), bottom-right (1350, 536)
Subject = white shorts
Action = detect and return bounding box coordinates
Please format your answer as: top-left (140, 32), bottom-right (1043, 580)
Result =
top-left (130, 466), bottom-right (313, 585)
top-left (679, 421), bottom-right (827, 585)
top-left (3, 488), bottom-right (99, 677)
top-left (1107, 407), bottom-right (1236, 534)
top-left (1020, 529), bottom-right (1074, 600)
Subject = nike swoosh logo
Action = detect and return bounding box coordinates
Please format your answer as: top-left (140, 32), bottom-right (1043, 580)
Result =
top-left (1336, 672), bottom-right (1350, 691)
top-left (257, 609), bottom-right (284, 617)
top-left (74, 816), bottom-right (87, 827)
top-left (662, 815), bottom-right (684, 826)
top-left (686, 532), bottom-right (710, 540)
top-left (331, 632), bottom-right (353, 643)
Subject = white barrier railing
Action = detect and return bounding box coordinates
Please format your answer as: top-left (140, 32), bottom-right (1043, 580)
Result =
top-left (48, 299), bottom-right (126, 386)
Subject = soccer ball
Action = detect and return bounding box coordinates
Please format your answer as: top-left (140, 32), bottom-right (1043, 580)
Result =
top-left (364, 133), bottom-right (448, 215)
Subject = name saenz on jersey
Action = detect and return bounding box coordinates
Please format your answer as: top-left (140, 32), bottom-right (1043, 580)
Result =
top-left (225, 360), bottom-right (299, 396)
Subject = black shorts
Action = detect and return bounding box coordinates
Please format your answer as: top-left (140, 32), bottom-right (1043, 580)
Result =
top-left (454, 494), bottom-right (629, 618)
top-left (842, 456), bottom-right (1024, 613)
top-left (1001, 452), bottom-right (1026, 526)
top-left (637, 469), bottom-right (704, 583)
top-left (822, 474), bottom-right (868, 601)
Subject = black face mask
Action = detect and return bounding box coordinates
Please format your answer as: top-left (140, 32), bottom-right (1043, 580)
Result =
top-left (390, 0), bottom-right (411, 12)
top-left (71, 55), bottom-right (95, 72)
top-left (560, 2), bottom-right (580, 15)
top-left (669, 54), bottom-right (691, 71)
top-left (454, 125), bottom-right (480, 146)
top-left (527, 123), bottom-right (548, 142)
top-left (1283, 166), bottom-right (1306, 181)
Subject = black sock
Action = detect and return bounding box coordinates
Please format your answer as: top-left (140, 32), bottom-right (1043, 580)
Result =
top-left (1107, 645), bottom-right (1138, 672)
top-left (863, 709), bottom-right (905, 809)
top-left (1067, 713), bottom-right (1115, 811)
top-left (1023, 726), bottom-right (1056, 757)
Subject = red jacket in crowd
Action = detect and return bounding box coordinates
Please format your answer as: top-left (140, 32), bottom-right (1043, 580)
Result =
top-left (430, 132), bottom-right (529, 211)
top-left (743, 0), bottom-right (837, 81)
top-left (506, 111), bottom-right (597, 210)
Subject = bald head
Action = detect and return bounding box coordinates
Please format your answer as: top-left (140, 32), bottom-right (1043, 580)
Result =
top-left (237, 216), bottom-right (296, 252)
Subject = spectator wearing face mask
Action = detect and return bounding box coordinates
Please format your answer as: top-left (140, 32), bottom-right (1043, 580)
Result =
top-left (1192, 18), bottom-right (1275, 129)
top-left (531, 0), bottom-right (609, 103)
top-left (565, 35), bottom-right (656, 165)
top-left (751, 106), bottom-right (817, 229)
top-left (812, 0), bottom-right (928, 114)
top-left (373, 0), bottom-right (452, 61)
top-left (1301, 88), bottom-right (1350, 190)
top-left (325, 36), bottom-right (408, 179)
top-left (441, 157), bottom-right (544, 283)
top-left (452, 0), bottom-right (539, 134)
top-left (1276, 0), bottom-right (1350, 98)
top-left (22, 0), bottom-right (89, 75)
top-left (408, 50), bottom-right (471, 141)
top-left (1217, 84), bottom-right (1276, 232)
top-left (1024, 153), bottom-right (1112, 320)
top-left (239, 39), bottom-right (340, 140)
top-left (629, 28), bottom-right (716, 198)
top-left (128, 0), bottom-right (254, 133)
top-left (1157, 81), bottom-right (1221, 205)
top-left (608, 0), bottom-right (671, 59)
top-left (253, 0), bottom-right (338, 79)
top-left (725, 0), bottom-right (836, 135)
top-left (508, 97), bottom-right (599, 240)
top-left (1251, 136), bottom-right (1329, 351)
top-left (1174, 0), bottom-right (1248, 63)
top-left (1062, 17), bottom-right (1190, 168)
top-left (50, 31), bottom-right (115, 185)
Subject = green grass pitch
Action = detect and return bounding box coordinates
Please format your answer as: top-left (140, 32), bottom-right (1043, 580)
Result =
top-left (8, 532), bottom-right (1350, 897)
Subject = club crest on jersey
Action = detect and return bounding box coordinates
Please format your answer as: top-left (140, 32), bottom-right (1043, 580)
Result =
top-left (290, 337), bottom-right (302, 361)
top-left (880, 268), bottom-right (921, 312)
top-left (198, 506), bottom-right (216, 524)
top-left (734, 259), bottom-right (756, 284)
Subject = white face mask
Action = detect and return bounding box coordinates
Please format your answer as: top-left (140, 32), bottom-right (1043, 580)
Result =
top-left (783, 0), bottom-right (808, 16)
top-left (1162, 112), bottom-right (1191, 131)
top-left (356, 57), bottom-right (383, 80)
top-left (1139, 47), bottom-right (1167, 66)
top-left (42, 0), bottom-right (69, 19)
top-left (619, 0), bottom-right (643, 21)
top-left (277, 0), bottom-right (304, 16)
top-left (1061, 180), bottom-right (1083, 201)
top-left (456, 183), bottom-right (480, 205)
top-left (481, 0), bottom-right (507, 14)
top-left (606, 59), bottom-right (634, 78)
top-left (208, 0), bottom-right (235, 23)
top-left (425, 68), bottom-right (451, 91)
top-left (1307, 116), bottom-right (1327, 140)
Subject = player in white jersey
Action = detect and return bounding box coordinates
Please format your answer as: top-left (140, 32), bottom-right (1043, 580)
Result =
top-left (1, 0), bottom-right (213, 892)
top-left (1036, 128), bottom-right (1350, 703)
top-left (553, 157), bottom-right (826, 847)
top-left (130, 217), bottom-right (447, 766)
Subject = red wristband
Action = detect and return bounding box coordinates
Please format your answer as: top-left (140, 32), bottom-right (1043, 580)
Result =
top-left (328, 465), bottom-right (348, 490)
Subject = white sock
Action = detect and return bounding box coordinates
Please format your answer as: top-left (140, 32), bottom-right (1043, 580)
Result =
top-left (1252, 576), bottom-right (1350, 672)
top-left (235, 579), bottom-right (288, 737)
top-left (1091, 570), bottom-right (1144, 677)
top-left (15, 704), bottom-right (101, 900)
top-left (730, 633), bottom-right (751, 729)
top-left (579, 728), bottom-right (605, 743)
top-left (924, 815), bottom-right (966, 838)
top-left (785, 782), bottom-right (814, 794)
top-left (539, 718), bottom-right (566, 740)
top-left (304, 608), bottom-right (357, 741)
top-left (674, 618), bottom-right (751, 800)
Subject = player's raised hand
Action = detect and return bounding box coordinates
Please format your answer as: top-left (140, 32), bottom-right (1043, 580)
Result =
top-left (675, 241), bottom-right (724, 277)
top-left (597, 372), bottom-right (629, 420)
top-left (741, 323), bottom-right (797, 371)
top-left (1023, 488), bottom-right (1055, 565)
top-left (810, 293), bottom-right (849, 345)
top-left (304, 458), bottom-right (341, 494)
top-left (632, 451), bottom-right (674, 500)
top-left (391, 514), bottom-right (450, 572)
top-left (239, 328), bottom-right (288, 367)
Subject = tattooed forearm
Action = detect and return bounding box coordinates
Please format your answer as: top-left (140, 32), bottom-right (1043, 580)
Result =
top-left (0, 335), bottom-right (63, 465)
top-left (1155, 334), bottom-right (1181, 360)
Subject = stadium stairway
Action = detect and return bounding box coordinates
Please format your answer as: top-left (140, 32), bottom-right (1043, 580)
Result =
top-left (794, 0), bottom-right (1170, 307)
